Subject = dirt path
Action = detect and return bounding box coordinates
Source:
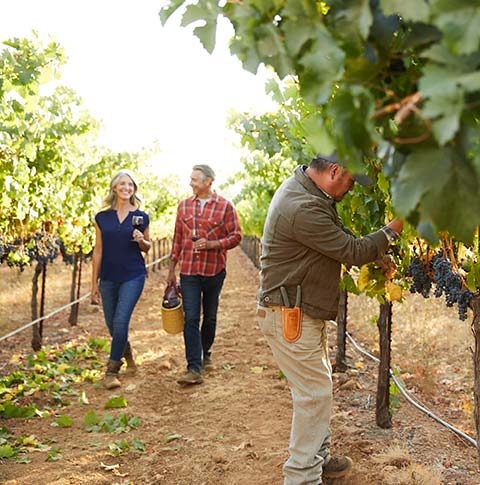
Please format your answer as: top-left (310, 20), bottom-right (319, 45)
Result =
top-left (1, 248), bottom-right (479, 484)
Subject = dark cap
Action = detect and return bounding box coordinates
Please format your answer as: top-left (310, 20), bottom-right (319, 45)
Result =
top-left (313, 152), bottom-right (373, 186)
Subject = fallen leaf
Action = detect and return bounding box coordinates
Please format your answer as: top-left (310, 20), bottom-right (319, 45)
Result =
top-left (100, 462), bottom-right (120, 471)
top-left (250, 366), bottom-right (264, 374)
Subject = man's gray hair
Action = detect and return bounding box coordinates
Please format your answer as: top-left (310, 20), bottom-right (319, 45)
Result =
top-left (193, 164), bottom-right (215, 182)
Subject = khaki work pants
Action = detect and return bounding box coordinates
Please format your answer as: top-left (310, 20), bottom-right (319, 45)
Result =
top-left (256, 305), bottom-right (332, 485)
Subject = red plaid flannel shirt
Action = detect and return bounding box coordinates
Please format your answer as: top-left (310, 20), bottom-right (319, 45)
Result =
top-left (170, 192), bottom-right (242, 276)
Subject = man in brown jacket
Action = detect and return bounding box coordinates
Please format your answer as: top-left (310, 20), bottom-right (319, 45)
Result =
top-left (257, 153), bottom-right (402, 485)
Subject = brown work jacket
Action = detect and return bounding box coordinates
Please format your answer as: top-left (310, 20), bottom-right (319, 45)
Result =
top-left (258, 166), bottom-right (389, 320)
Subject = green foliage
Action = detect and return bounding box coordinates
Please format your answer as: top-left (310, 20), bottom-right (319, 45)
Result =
top-left (0, 339), bottom-right (104, 419)
top-left (108, 437), bottom-right (145, 456)
top-left (51, 415), bottom-right (73, 428)
top-left (0, 34), bottom-right (178, 268)
top-left (161, 0), bottom-right (480, 243)
top-left (84, 410), bottom-right (139, 433)
top-left (46, 447), bottom-right (61, 461)
top-left (389, 365), bottom-right (405, 412)
top-left (0, 429), bottom-right (53, 461)
top-left (165, 433), bottom-right (182, 443)
top-left (104, 396), bottom-right (128, 409)
top-left (225, 79), bottom-right (312, 236)
top-left (138, 169), bottom-right (188, 238)
top-left (0, 35), bottom-right (100, 257)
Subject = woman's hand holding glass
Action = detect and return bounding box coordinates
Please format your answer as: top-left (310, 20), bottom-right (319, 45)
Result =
top-left (131, 215), bottom-right (144, 242)
top-left (132, 229), bottom-right (145, 243)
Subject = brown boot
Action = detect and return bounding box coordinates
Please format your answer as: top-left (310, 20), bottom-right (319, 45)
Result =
top-left (104, 359), bottom-right (122, 389)
top-left (122, 342), bottom-right (137, 375)
top-left (323, 455), bottom-right (353, 479)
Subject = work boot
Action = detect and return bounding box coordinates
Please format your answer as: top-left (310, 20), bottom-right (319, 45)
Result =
top-left (104, 359), bottom-right (123, 389)
top-left (122, 342), bottom-right (137, 375)
top-left (322, 455), bottom-right (353, 479)
top-left (203, 354), bottom-right (214, 371)
top-left (177, 370), bottom-right (203, 385)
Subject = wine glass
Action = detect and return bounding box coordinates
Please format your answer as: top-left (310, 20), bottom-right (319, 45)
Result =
top-left (131, 215), bottom-right (144, 241)
top-left (191, 228), bottom-right (199, 252)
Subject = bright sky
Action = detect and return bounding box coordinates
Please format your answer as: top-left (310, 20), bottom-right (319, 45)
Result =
top-left (1, 0), bottom-right (276, 186)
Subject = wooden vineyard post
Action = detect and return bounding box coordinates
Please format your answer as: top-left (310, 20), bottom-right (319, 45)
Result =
top-left (335, 289), bottom-right (348, 372)
top-left (376, 301), bottom-right (393, 428)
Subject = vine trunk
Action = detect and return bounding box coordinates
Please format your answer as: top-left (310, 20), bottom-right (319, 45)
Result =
top-left (470, 295), bottom-right (480, 463)
top-left (376, 301), bottom-right (393, 428)
top-left (335, 289), bottom-right (348, 372)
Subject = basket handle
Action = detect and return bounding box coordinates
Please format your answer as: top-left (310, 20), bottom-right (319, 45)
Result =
top-left (163, 281), bottom-right (182, 303)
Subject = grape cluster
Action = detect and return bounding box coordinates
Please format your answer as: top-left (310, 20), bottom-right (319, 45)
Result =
top-left (407, 256), bottom-right (432, 298)
top-left (1, 233), bottom-right (63, 271)
top-left (26, 233), bottom-right (60, 265)
top-left (431, 254), bottom-right (473, 320)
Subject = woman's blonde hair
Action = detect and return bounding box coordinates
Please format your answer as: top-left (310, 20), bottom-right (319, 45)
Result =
top-left (101, 169), bottom-right (142, 210)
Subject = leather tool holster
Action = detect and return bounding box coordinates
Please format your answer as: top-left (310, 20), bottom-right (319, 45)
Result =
top-left (280, 285), bottom-right (302, 343)
top-left (281, 306), bottom-right (302, 343)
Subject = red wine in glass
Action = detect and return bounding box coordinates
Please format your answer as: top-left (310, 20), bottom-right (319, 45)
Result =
top-left (131, 215), bottom-right (144, 241)
top-left (191, 229), bottom-right (199, 252)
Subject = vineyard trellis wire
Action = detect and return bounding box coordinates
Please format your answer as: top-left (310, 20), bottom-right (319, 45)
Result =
top-left (240, 237), bottom-right (478, 449)
top-left (0, 238), bottom-right (172, 344)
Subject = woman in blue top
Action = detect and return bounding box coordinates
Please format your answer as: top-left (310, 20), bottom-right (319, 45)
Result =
top-left (91, 169), bottom-right (151, 389)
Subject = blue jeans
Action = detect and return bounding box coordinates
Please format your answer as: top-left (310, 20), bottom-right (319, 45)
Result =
top-left (180, 269), bottom-right (226, 373)
top-left (99, 274), bottom-right (146, 361)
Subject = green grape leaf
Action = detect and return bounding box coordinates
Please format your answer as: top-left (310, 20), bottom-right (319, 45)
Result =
top-left (416, 220), bottom-right (439, 246)
top-left (400, 23), bottom-right (441, 50)
top-left (466, 264), bottom-right (480, 292)
top-left (298, 30), bottom-right (345, 104)
top-left (432, 4), bottom-right (480, 55)
top-left (181, 0), bottom-right (221, 54)
top-left (419, 64), bottom-right (480, 98)
top-left (51, 415), bottom-right (73, 428)
top-left (104, 396), bottom-right (128, 409)
top-left (422, 87), bottom-right (464, 146)
top-left (300, 112), bottom-right (335, 154)
top-left (420, 155), bottom-right (480, 244)
top-left (376, 171), bottom-right (390, 195)
top-left (132, 438), bottom-right (146, 453)
top-left (159, 0), bottom-right (186, 26)
top-left (333, 0), bottom-right (373, 42)
top-left (391, 149), bottom-right (451, 216)
top-left (380, 0), bottom-right (430, 23)
top-left (84, 410), bottom-right (100, 430)
top-left (326, 86), bottom-right (376, 173)
top-left (284, 20), bottom-right (316, 57)
top-left (340, 272), bottom-right (360, 295)
top-left (23, 142), bottom-right (37, 161)
top-left (0, 444), bottom-right (15, 458)
top-left (256, 24), bottom-right (293, 78)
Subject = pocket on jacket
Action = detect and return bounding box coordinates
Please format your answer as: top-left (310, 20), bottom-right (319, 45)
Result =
top-left (181, 215), bottom-right (194, 232)
top-left (205, 217), bottom-right (224, 238)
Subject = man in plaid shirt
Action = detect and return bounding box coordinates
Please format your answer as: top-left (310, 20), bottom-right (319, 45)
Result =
top-left (168, 164), bottom-right (242, 385)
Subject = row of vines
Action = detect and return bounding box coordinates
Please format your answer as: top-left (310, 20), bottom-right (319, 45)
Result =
top-left (160, 0), bottom-right (480, 461)
top-left (0, 34), bottom-right (186, 348)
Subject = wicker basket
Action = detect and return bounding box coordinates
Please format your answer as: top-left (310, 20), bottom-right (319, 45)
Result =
top-left (161, 301), bottom-right (184, 335)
